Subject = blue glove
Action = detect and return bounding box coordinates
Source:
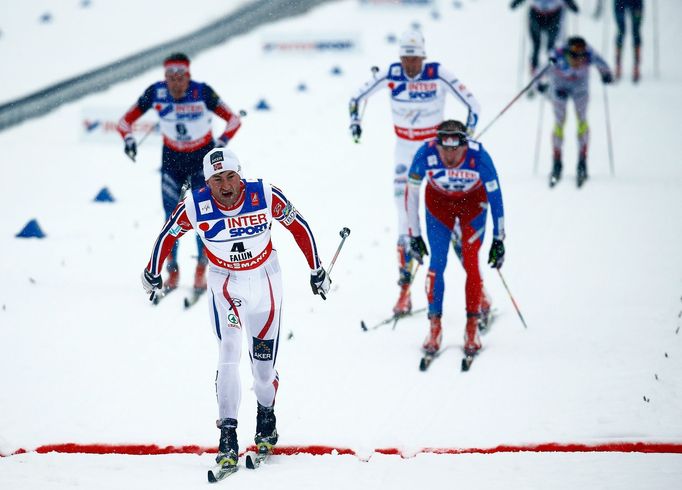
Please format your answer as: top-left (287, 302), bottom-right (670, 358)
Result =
top-left (601, 72), bottom-right (614, 84)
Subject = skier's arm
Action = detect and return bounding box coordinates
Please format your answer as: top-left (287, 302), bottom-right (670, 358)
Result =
top-left (145, 200), bottom-right (193, 276)
top-left (271, 185), bottom-right (321, 270)
top-left (117, 85), bottom-right (155, 139)
top-left (589, 48), bottom-right (613, 82)
top-left (439, 67), bottom-right (481, 133)
top-left (476, 145), bottom-right (505, 240)
top-left (406, 148), bottom-right (428, 237)
top-left (348, 71), bottom-right (389, 125)
top-left (204, 84), bottom-right (242, 146)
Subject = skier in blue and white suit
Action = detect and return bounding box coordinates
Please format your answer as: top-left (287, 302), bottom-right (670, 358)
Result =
top-left (348, 30), bottom-right (481, 317)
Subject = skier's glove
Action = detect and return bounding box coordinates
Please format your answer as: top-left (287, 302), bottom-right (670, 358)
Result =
top-left (601, 72), bottom-right (614, 84)
top-left (350, 122), bottom-right (362, 143)
top-left (409, 236), bottom-right (429, 265)
top-left (488, 239), bottom-right (505, 269)
top-left (141, 269), bottom-right (162, 295)
top-left (509, 0), bottom-right (524, 9)
top-left (124, 136), bottom-right (137, 162)
top-left (537, 81), bottom-right (549, 94)
top-left (565, 0), bottom-right (579, 13)
top-left (310, 267), bottom-right (331, 300)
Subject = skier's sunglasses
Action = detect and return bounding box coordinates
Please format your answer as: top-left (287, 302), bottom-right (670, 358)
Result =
top-left (436, 130), bottom-right (468, 149)
top-left (568, 51), bottom-right (588, 59)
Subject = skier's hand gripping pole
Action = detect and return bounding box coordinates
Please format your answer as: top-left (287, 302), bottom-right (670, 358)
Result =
top-left (312, 227), bottom-right (350, 300)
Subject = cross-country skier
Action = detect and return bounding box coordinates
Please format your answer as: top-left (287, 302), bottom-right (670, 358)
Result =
top-left (141, 148), bottom-right (330, 476)
top-left (118, 53), bottom-right (242, 298)
top-left (542, 36), bottom-right (613, 188)
top-left (348, 30), bottom-right (480, 318)
top-left (406, 120), bottom-right (506, 360)
top-left (614, 0), bottom-right (644, 82)
top-left (510, 0), bottom-right (579, 90)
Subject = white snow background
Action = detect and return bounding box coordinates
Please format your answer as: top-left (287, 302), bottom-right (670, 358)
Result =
top-left (1, 0), bottom-right (681, 488)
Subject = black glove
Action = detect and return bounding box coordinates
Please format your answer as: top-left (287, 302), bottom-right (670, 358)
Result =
top-left (488, 239), bottom-right (505, 269)
top-left (141, 269), bottom-right (162, 295)
top-left (124, 135), bottom-right (137, 162)
top-left (409, 236), bottom-right (429, 264)
top-left (601, 72), bottom-right (614, 84)
top-left (537, 81), bottom-right (549, 94)
top-left (350, 122), bottom-right (362, 143)
top-left (310, 267), bottom-right (331, 299)
top-left (510, 0), bottom-right (524, 9)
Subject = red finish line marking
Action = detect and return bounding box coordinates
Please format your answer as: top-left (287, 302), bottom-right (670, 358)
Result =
top-left (4, 442), bottom-right (682, 458)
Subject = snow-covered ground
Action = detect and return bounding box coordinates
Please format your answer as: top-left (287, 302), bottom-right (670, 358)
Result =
top-left (1, 0), bottom-right (681, 488)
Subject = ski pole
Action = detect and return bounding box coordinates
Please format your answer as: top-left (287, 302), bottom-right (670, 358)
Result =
top-left (474, 58), bottom-right (556, 141)
top-left (496, 269), bottom-right (527, 329)
top-left (602, 84), bottom-right (615, 176)
top-left (653, 0), bottom-right (660, 79)
top-left (517, 10), bottom-right (528, 91)
top-left (532, 95), bottom-right (546, 175)
top-left (326, 227), bottom-right (351, 276)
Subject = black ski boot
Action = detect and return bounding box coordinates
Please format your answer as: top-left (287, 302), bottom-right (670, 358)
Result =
top-left (216, 418), bottom-right (239, 466)
top-left (549, 157), bottom-right (562, 188)
top-left (255, 403), bottom-right (278, 454)
top-left (577, 157), bottom-right (588, 188)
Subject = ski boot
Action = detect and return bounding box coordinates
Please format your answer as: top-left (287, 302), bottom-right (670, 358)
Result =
top-left (422, 314), bottom-right (442, 355)
top-left (393, 281), bottom-right (412, 317)
top-left (549, 155), bottom-right (563, 188)
top-left (255, 402), bottom-right (278, 454)
top-left (464, 314), bottom-right (482, 357)
top-left (577, 157), bottom-right (588, 188)
top-left (208, 418), bottom-right (239, 482)
top-left (478, 290), bottom-right (493, 333)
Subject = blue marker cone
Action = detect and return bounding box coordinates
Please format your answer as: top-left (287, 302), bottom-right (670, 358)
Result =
top-left (297, 83), bottom-right (307, 92)
top-left (16, 219), bottom-right (46, 239)
top-left (331, 66), bottom-right (342, 76)
top-left (255, 99), bottom-right (271, 111)
top-left (94, 187), bottom-right (115, 202)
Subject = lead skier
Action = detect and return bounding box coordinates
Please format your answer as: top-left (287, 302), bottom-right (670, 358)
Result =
top-left (141, 148), bottom-right (330, 476)
top-left (406, 120), bottom-right (506, 361)
top-left (348, 30), bottom-right (481, 318)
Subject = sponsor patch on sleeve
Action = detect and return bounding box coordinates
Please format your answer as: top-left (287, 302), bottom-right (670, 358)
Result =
top-left (427, 155), bottom-right (438, 167)
top-left (280, 202), bottom-right (297, 226)
top-left (252, 337), bottom-right (274, 361)
top-left (169, 224), bottom-right (183, 236)
top-left (485, 179), bottom-right (499, 192)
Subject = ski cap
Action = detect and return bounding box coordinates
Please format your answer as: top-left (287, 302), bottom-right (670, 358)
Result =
top-left (399, 30), bottom-right (426, 58)
top-left (203, 148), bottom-right (243, 180)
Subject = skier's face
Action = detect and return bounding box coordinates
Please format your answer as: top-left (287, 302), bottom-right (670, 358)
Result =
top-left (207, 171), bottom-right (243, 207)
top-left (165, 70), bottom-right (190, 100)
top-left (400, 56), bottom-right (424, 78)
top-left (437, 144), bottom-right (467, 167)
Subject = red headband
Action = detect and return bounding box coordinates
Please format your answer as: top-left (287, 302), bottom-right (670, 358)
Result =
top-left (164, 59), bottom-right (190, 74)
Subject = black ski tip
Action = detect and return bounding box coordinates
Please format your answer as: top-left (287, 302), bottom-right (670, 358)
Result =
top-left (360, 320), bottom-right (368, 331)
top-left (419, 357), bottom-right (428, 371)
top-left (208, 470), bottom-right (217, 483)
top-left (461, 356), bottom-right (473, 372)
top-left (245, 454), bottom-right (255, 470)
top-left (183, 298), bottom-right (191, 309)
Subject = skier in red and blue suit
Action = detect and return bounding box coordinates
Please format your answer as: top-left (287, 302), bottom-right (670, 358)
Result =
top-left (118, 52), bottom-right (242, 296)
top-left (406, 120), bottom-right (506, 359)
